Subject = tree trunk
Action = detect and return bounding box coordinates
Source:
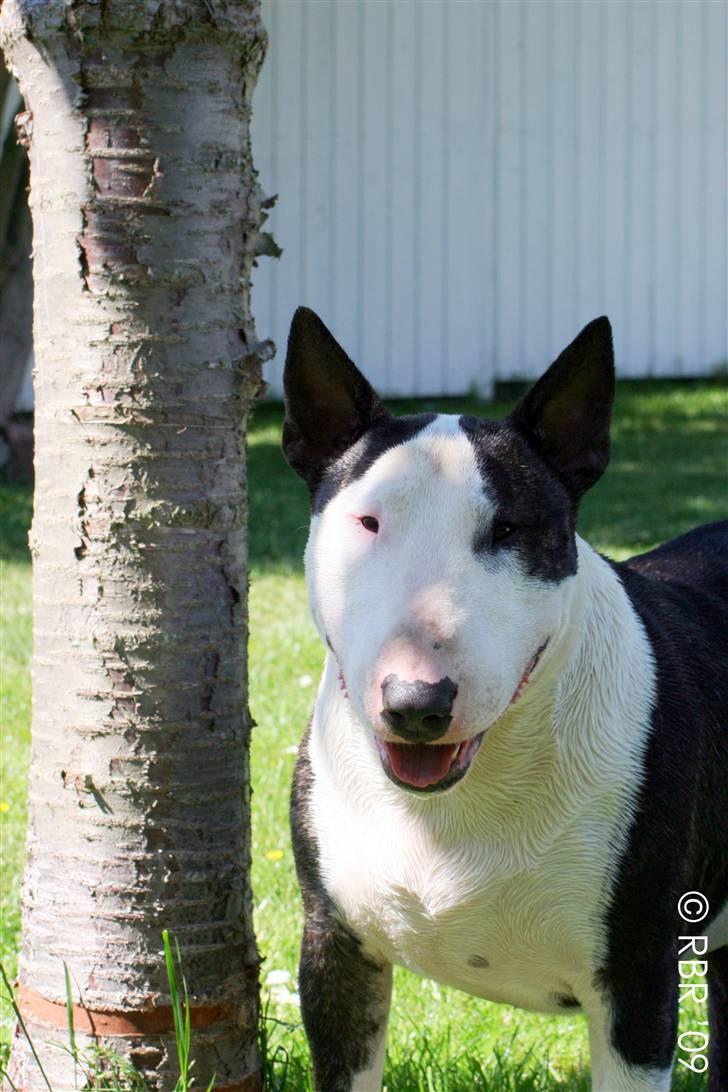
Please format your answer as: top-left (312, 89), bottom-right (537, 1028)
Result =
top-left (0, 2), bottom-right (271, 1088)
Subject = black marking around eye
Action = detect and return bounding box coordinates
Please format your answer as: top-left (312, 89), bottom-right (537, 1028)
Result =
top-left (459, 415), bottom-right (578, 584)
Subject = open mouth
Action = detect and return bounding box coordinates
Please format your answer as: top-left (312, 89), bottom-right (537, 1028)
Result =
top-left (375, 732), bottom-right (485, 793)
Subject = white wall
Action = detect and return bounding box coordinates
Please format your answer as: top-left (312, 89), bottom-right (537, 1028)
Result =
top-left (252, 0), bottom-right (728, 397)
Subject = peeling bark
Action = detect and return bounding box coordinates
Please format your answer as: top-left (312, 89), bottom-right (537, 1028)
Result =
top-left (0, 2), bottom-right (272, 1088)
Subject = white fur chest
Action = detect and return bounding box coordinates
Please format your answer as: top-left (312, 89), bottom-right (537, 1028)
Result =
top-left (309, 746), bottom-right (622, 1015)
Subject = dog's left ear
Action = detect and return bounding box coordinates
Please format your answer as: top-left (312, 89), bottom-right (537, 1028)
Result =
top-left (282, 307), bottom-right (389, 487)
top-left (508, 316), bottom-right (615, 501)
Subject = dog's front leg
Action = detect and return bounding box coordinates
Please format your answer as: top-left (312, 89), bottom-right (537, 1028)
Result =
top-left (299, 906), bottom-right (392, 1092)
top-left (586, 994), bottom-right (675, 1092)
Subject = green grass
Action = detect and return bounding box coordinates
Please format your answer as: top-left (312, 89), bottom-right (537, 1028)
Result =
top-left (2, 381), bottom-right (727, 1089)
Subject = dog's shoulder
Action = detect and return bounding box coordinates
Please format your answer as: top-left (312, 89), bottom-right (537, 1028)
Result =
top-left (611, 521), bottom-right (728, 678)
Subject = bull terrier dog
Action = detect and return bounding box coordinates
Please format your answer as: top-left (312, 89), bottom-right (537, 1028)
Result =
top-left (281, 307), bottom-right (728, 1092)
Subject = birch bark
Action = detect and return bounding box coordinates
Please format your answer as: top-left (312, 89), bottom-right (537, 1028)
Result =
top-left (0, 2), bottom-right (271, 1088)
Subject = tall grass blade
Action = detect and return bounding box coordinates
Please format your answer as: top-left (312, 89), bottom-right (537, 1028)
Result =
top-left (162, 929), bottom-right (187, 1086)
top-left (63, 961), bottom-right (78, 1088)
top-left (0, 1059), bottom-right (21, 1092)
top-left (175, 937), bottom-right (191, 1075)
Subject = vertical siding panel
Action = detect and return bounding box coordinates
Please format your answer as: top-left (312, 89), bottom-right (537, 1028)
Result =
top-left (672, 0), bottom-right (684, 374)
top-left (518, 0), bottom-right (528, 373)
top-left (621, 0), bottom-right (632, 372)
top-left (389, 0), bottom-right (417, 395)
top-left (360, 1), bottom-right (388, 390)
top-left (266, 0), bottom-right (280, 381)
top-left (250, 0), bottom-right (276, 381)
top-left (412, 0), bottom-right (423, 390)
top-left (417, 2), bottom-right (446, 394)
top-left (383, 0), bottom-right (394, 390)
top-left (486, 0), bottom-right (500, 387)
top-left (264, 0), bottom-right (305, 390)
top-left (522, 0), bottom-right (551, 376)
top-left (625, 0), bottom-right (653, 376)
top-left (575, 0), bottom-right (604, 339)
top-left (647, 0), bottom-right (658, 374)
top-left (603, 0), bottom-right (627, 374)
top-left (495, 0), bottom-right (525, 378)
top-left (327, 0), bottom-right (338, 329)
top-left (302, 3), bottom-right (336, 340)
top-left (703, 0), bottom-right (728, 370)
top-left (697, 0), bottom-right (708, 371)
top-left (677, 1), bottom-right (704, 375)
top-left (298, 2), bottom-right (309, 303)
top-left (355, 2), bottom-right (366, 363)
top-left (653, 0), bottom-right (680, 376)
top-left (331, 2), bottom-right (360, 364)
top-left (440, 2), bottom-right (450, 393)
top-left (550, 0), bottom-right (579, 363)
top-left (445, 2), bottom-right (484, 394)
top-left (570, 0), bottom-right (581, 342)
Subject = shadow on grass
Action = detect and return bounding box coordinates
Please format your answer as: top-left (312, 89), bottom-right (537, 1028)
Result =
top-left (247, 411), bottom-right (309, 572)
top-left (5, 383), bottom-right (724, 570)
top-left (580, 391), bottom-right (727, 555)
top-left (248, 381), bottom-right (728, 571)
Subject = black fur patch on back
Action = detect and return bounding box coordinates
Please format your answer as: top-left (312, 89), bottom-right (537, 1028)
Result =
top-left (459, 416), bottom-right (578, 583)
top-left (594, 521), bottom-right (728, 1070)
top-left (312, 414), bottom-right (436, 514)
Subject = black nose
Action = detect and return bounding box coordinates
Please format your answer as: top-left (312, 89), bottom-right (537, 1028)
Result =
top-left (380, 674), bottom-right (457, 742)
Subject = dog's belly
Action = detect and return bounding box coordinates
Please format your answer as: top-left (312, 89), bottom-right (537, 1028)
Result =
top-left (317, 810), bottom-right (606, 1016)
top-left (360, 881), bottom-right (586, 1015)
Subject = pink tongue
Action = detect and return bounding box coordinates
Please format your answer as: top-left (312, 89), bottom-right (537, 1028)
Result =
top-left (384, 741), bottom-right (459, 788)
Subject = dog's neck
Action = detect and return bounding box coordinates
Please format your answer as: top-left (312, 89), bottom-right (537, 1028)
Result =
top-left (311, 536), bottom-right (656, 854)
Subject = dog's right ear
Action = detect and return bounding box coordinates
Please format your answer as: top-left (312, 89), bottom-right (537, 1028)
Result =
top-left (507, 316), bottom-right (615, 502)
top-left (282, 307), bottom-right (389, 486)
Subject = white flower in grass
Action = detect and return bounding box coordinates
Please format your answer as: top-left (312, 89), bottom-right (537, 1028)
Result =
top-left (298, 674), bottom-right (313, 688)
top-left (264, 969), bottom-right (300, 1008)
top-left (271, 986), bottom-right (300, 1008)
top-left (265, 969), bottom-right (291, 986)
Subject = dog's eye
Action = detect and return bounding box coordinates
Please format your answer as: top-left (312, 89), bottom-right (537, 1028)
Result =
top-left (359, 516), bottom-right (379, 534)
top-left (492, 521), bottom-right (517, 545)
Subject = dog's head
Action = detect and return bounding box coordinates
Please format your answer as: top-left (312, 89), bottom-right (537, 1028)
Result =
top-left (282, 308), bottom-right (614, 794)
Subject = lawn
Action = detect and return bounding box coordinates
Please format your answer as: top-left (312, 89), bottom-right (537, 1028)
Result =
top-left (2, 380), bottom-right (726, 1090)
